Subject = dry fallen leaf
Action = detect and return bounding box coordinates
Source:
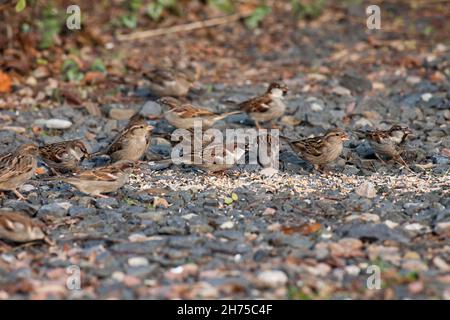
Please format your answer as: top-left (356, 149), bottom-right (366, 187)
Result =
top-left (0, 71), bottom-right (12, 93)
top-left (83, 71), bottom-right (106, 84)
top-left (153, 196), bottom-right (169, 208)
top-left (282, 223), bottom-right (321, 235)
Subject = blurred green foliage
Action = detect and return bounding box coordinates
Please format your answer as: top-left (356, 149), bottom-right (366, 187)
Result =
top-left (15, 0), bottom-right (27, 12)
top-left (245, 5), bottom-right (271, 29)
top-left (38, 7), bottom-right (61, 49)
top-left (13, 0), bottom-right (329, 49)
top-left (291, 0), bottom-right (326, 20)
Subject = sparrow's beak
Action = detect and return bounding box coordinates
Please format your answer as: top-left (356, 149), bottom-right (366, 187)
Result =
top-left (404, 127), bottom-right (413, 135)
top-left (342, 133), bottom-right (350, 141)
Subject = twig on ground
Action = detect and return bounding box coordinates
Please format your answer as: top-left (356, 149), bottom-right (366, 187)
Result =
top-left (117, 13), bottom-right (250, 42)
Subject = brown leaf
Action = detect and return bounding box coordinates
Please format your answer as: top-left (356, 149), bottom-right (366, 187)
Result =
top-left (441, 148), bottom-right (450, 158)
top-left (153, 196), bottom-right (169, 208)
top-left (282, 223), bottom-right (321, 235)
top-left (84, 102), bottom-right (101, 117)
top-left (0, 71), bottom-right (12, 93)
top-left (83, 71), bottom-right (105, 84)
top-left (61, 89), bottom-right (82, 105)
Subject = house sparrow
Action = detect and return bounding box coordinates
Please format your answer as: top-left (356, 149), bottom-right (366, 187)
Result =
top-left (238, 82), bottom-right (288, 128)
top-left (355, 125), bottom-right (412, 166)
top-left (52, 160), bottom-right (135, 198)
top-left (159, 97), bottom-right (241, 130)
top-left (0, 143), bottom-right (39, 200)
top-left (95, 117), bottom-right (154, 163)
top-left (0, 211), bottom-right (48, 243)
top-left (283, 128), bottom-right (349, 170)
top-left (144, 63), bottom-right (202, 98)
top-left (39, 139), bottom-right (90, 174)
top-left (178, 141), bottom-right (247, 173)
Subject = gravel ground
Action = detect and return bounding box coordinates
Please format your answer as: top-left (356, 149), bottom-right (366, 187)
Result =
top-left (0, 1), bottom-right (449, 300)
top-left (0, 81), bottom-right (449, 299)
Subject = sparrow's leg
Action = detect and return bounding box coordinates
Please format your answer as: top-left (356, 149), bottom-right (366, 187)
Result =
top-left (374, 153), bottom-right (386, 164)
top-left (255, 121), bottom-right (261, 130)
top-left (95, 194), bottom-right (111, 199)
top-left (12, 189), bottom-right (27, 201)
top-left (395, 155), bottom-right (413, 173)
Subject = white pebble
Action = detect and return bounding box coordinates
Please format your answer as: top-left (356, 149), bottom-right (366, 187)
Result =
top-left (257, 270), bottom-right (288, 288)
top-left (421, 93), bottom-right (432, 102)
top-left (220, 221), bottom-right (234, 229)
top-left (128, 257), bottom-right (149, 267)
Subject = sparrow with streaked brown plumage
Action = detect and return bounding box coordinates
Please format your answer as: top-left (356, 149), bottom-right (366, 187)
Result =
top-left (144, 63), bottom-right (202, 98)
top-left (238, 82), bottom-right (288, 128)
top-left (94, 117), bottom-right (154, 163)
top-left (39, 139), bottom-right (90, 174)
top-left (355, 124), bottom-right (412, 167)
top-left (159, 97), bottom-right (241, 130)
top-left (283, 128), bottom-right (349, 171)
top-left (0, 143), bottom-right (39, 200)
top-left (0, 210), bottom-right (50, 243)
top-left (50, 160), bottom-right (135, 198)
top-left (176, 141), bottom-right (247, 173)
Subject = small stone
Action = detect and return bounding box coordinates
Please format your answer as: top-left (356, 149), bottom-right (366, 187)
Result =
top-left (95, 197), bottom-right (119, 208)
top-left (140, 101), bottom-right (162, 117)
top-left (19, 184), bottom-right (35, 193)
top-left (35, 119), bottom-right (73, 129)
top-left (345, 265), bottom-right (361, 276)
top-left (435, 222), bottom-right (450, 236)
top-left (128, 233), bottom-right (149, 242)
top-left (403, 251), bottom-right (421, 260)
top-left (404, 223), bottom-right (427, 232)
top-left (355, 182), bottom-right (377, 198)
top-left (263, 208), bottom-right (276, 216)
top-left (406, 76), bottom-right (421, 84)
top-left (220, 221), bottom-right (234, 229)
top-left (37, 202), bottom-right (72, 217)
top-left (433, 256), bottom-right (450, 272)
top-left (68, 206), bottom-right (96, 217)
top-left (408, 281), bottom-right (424, 294)
top-left (310, 102), bottom-right (323, 112)
top-left (384, 220), bottom-right (399, 229)
top-left (128, 257), bottom-right (149, 267)
top-left (421, 93), bottom-right (433, 102)
top-left (331, 86), bottom-right (352, 96)
top-left (402, 260), bottom-right (428, 272)
top-left (109, 108), bottom-right (136, 120)
top-left (260, 167), bottom-right (278, 177)
top-left (256, 270), bottom-right (288, 288)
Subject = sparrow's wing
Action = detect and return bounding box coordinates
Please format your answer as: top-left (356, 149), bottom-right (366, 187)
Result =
top-left (0, 153), bottom-right (34, 182)
top-left (175, 104), bottom-right (217, 118)
top-left (145, 68), bottom-right (177, 85)
top-left (290, 137), bottom-right (325, 157)
top-left (70, 167), bottom-right (121, 182)
top-left (39, 142), bottom-right (69, 163)
top-left (238, 95), bottom-right (272, 113)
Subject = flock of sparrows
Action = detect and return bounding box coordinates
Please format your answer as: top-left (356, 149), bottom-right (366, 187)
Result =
top-left (0, 64), bottom-right (414, 244)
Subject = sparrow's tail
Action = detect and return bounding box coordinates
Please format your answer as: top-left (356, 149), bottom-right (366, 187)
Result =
top-left (216, 110), bottom-right (243, 120)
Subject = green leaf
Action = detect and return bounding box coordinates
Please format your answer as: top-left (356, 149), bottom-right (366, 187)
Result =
top-left (15, 0), bottom-right (26, 12)
top-left (291, 0), bottom-right (325, 20)
top-left (231, 193), bottom-right (238, 201)
top-left (147, 2), bottom-right (164, 21)
top-left (121, 14), bottom-right (137, 29)
top-left (224, 197), bottom-right (233, 205)
top-left (244, 6), bottom-right (271, 29)
top-left (208, 0), bottom-right (234, 14)
top-left (90, 58), bottom-right (107, 73)
top-left (129, 0), bottom-right (142, 12)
